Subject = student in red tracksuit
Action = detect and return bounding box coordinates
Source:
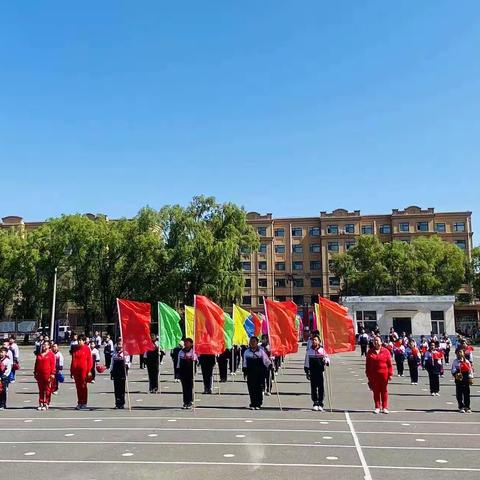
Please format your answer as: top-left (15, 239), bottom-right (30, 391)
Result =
top-left (34, 341), bottom-right (56, 411)
top-left (365, 336), bottom-right (393, 414)
top-left (70, 335), bottom-right (93, 410)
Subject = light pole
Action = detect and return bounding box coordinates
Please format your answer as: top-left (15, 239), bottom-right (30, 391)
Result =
top-left (49, 267), bottom-right (58, 341)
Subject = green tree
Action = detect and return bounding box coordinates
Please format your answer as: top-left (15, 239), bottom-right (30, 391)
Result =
top-left (470, 246), bottom-right (480, 299)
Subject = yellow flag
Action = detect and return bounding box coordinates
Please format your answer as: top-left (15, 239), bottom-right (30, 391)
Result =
top-left (185, 305), bottom-right (194, 339)
top-left (232, 304), bottom-right (250, 346)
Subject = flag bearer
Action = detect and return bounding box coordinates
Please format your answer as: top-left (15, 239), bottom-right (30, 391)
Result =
top-left (242, 336), bottom-right (271, 410)
top-left (110, 339), bottom-right (130, 409)
top-left (144, 334), bottom-right (160, 393)
top-left (405, 340), bottom-right (420, 385)
top-left (177, 338), bottom-right (197, 409)
top-left (424, 342), bottom-right (443, 396)
top-left (304, 335), bottom-right (330, 411)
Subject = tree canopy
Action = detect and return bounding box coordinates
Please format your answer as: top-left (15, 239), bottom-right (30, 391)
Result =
top-left (331, 235), bottom-right (467, 297)
top-left (0, 196), bottom-right (258, 331)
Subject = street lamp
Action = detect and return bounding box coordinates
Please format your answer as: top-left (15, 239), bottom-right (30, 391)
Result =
top-left (49, 247), bottom-right (72, 341)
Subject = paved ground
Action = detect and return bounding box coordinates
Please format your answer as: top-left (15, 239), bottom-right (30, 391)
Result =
top-left (1, 346), bottom-right (479, 480)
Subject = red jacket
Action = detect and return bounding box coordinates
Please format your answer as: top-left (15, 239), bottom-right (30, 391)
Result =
top-left (366, 347), bottom-right (393, 381)
top-left (70, 344), bottom-right (93, 376)
top-left (34, 351), bottom-right (56, 378)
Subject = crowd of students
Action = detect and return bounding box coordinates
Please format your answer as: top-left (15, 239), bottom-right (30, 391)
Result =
top-left (0, 328), bottom-right (475, 414)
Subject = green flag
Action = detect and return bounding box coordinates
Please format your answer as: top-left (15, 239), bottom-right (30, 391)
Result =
top-left (158, 302), bottom-right (183, 350)
top-left (224, 312), bottom-right (235, 350)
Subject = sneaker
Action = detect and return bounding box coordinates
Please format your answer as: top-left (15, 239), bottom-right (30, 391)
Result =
top-left (91, 380), bottom-right (95, 384)
top-left (431, 393), bottom-right (435, 396)
top-left (75, 405), bottom-right (81, 410)
top-left (41, 406), bottom-right (47, 411)
top-left (37, 405), bottom-right (43, 411)
top-left (10, 380), bottom-right (15, 384)
top-left (383, 408), bottom-right (389, 414)
top-left (435, 392), bottom-right (440, 396)
top-left (318, 406), bottom-right (324, 412)
top-left (374, 408), bottom-right (380, 414)
top-left (265, 392), bottom-right (271, 396)
top-left (0, 407), bottom-right (5, 410)
top-left (80, 404), bottom-right (89, 410)
top-left (52, 391), bottom-right (58, 395)
top-left (459, 408), bottom-right (465, 413)
top-left (254, 406), bottom-right (261, 410)
top-left (466, 408), bottom-right (472, 413)
top-left (313, 405), bottom-right (319, 411)
top-left (248, 406), bottom-right (254, 410)
top-left (45, 404), bottom-right (49, 410)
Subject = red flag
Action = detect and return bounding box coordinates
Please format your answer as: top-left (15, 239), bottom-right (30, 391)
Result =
top-left (265, 298), bottom-right (298, 356)
top-left (117, 299), bottom-right (155, 356)
top-left (319, 296), bottom-right (355, 354)
top-left (251, 312), bottom-right (262, 337)
top-left (194, 295), bottom-right (226, 355)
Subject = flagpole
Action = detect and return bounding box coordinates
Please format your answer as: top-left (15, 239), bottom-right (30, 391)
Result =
top-left (158, 303), bottom-right (161, 396)
top-left (231, 348), bottom-right (235, 383)
top-left (117, 298), bottom-right (132, 412)
top-left (192, 295), bottom-right (197, 413)
top-left (264, 298), bottom-right (282, 411)
top-left (318, 299), bottom-right (333, 413)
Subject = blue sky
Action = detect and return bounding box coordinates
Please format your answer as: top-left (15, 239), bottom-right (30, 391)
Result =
top-left (0, 1), bottom-right (479, 242)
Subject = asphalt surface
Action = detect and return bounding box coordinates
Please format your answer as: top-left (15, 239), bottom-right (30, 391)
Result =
top-left (1, 346), bottom-right (479, 480)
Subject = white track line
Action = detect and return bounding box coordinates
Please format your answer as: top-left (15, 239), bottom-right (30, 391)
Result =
top-left (1, 427), bottom-right (350, 433)
top-left (345, 412), bottom-right (372, 480)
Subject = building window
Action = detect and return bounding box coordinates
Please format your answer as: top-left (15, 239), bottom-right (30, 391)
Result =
top-left (241, 262), bottom-right (251, 271)
top-left (329, 295), bottom-right (340, 302)
top-left (417, 222), bottom-right (429, 232)
top-left (275, 278), bottom-right (286, 288)
top-left (311, 277), bottom-right (322, 287)
top-left (244, 278), bottom-right (251, 288)
top-left (310, 261), bottom-right (321, 270)
top-left (310, 243), bottom-right (321, 253)
top-left (258, 278), bottom-right (267, 288)
top-left (431, 311), bottom-right (445, 335)
top-left (327, 225), bottom-right (338, 234)
top-left (293, 278), bottom-right (304, 288)
top-left (258, 261), bottom-right (267, 271)
top-left (292, 227), bottom-right (303, 237)
top-left (257, 226), bottom-right (267, 236)
top-left (274, 228), bottom-right (285, 237)
top-left (293, 295), bottom-right (304, 305)
top-left (361, 225), bottom-right (373, 235)
top-left (454, 222), bottom-right (465, 232)
top-left (292, 244), bottom-right (303, 254)
top-left (344, 224), bottom-right (355, 234)
top-left (357, 311), bottom-right (377, 321)
top-left (329, 276), bottom-right (340, 286)
top-left (275, 262), bottom-right (286, 271)
top-left (399, 222), bottom-right (409, 232)
top-left (258, 244), bottom-right (267, 254)
top-left (379, 224), bottom-right (391, 234)
top-left (292, 261), bottom-right (303, 271)
top-left (242, 296), bottom-right (252, 305)
top-left (258, 296), bottom-right (264, 305)
top-left (435, 223), bottom-right (446, 233)
top-left (240, 246), bottom-right (251, 254)
top-left (276, 295), bottom-right (287, 301)
top-left (345, 240), bottom-right (355, 250)
top-left (328, 259), bottom-right (335, 271)
top-left (275, 244), bottom-right (285, 254)
top-left (328, 242), bottom-right (339, 252)
top-left (309, 227), bottom-right (320, 236)
top-left (455, 240), bottom-right (466, 250)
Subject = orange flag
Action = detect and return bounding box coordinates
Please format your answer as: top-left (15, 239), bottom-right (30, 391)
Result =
top-left (117, 299), bottom-right (155, 356)
top-left (264, 298), bottom-right (298, 356)
top-left (318, 296), bottom-right (355, 354)
top-left (194, 295), bottom-right (226, 355)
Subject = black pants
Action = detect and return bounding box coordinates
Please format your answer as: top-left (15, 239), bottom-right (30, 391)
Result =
top-left (310, 371), bottom-right (325, 406)
top-left (180, 374), bottom-right (193, 406)
top-left (90, 365), bottom-right (96, 380)
top-left (113, 377), bottom-right (126, 408)
top-left (200, 357), bottom-right (215, 393)
top-left (428, 372), bottom-right (440, 393)
top-left (247, 373), bottom-right (264, 407)
top-left (408, 359), bottom-right (418, 383)
top-left (360, 344), bottom-right (367, 356)
top-left (104, 352), bottom-right (112, 369)
top-left (0, 387), bottom-right (7, 408)
top-left (395, 357), bottom-right (404, 376)
top-left (217, 355), bottom-right (228, 382)
top-left (264, 366), bottom-right (273, 393)
top-left (139, 355), bottom-right (145, 369)
top-left (456, 379), bottom-right (470, 409)
top-left (146, 361), bottom-right (159, 392)
top-left (444, 349), bottom-right (450, 364)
